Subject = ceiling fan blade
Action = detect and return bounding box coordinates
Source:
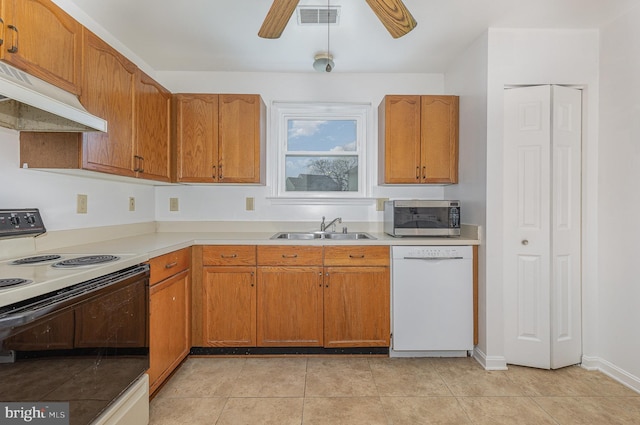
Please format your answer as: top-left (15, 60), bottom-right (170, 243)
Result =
top-left (365, 0), bottom-right (417, 38)
top-left (258, 0), bottom-right (300, 39)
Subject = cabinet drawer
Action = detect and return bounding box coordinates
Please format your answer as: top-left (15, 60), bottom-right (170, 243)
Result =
top-left (323, 246), bottom-right (390, 266)
top-left (257, 246), bottom-right (323, 266)
top-left (203, 245), bottom-right (256, 266)
top-left (149, 248), bottom-right (191, 285)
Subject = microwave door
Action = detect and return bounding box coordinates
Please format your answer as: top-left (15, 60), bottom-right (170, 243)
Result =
top-left (395, 208), bottom-right (449, 229)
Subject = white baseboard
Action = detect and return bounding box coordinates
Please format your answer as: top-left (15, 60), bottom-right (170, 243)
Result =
top-left (581, 355), bottom-right (640, 394)
top-left (473, 347), bottom-right (508, 370)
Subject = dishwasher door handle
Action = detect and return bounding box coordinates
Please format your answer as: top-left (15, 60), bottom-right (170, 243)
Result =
top-left (402, 256), bottom-right (465, 260)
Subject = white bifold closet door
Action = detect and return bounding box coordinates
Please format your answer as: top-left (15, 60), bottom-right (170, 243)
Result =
top-left (503, 85), bottom-right (582, 369)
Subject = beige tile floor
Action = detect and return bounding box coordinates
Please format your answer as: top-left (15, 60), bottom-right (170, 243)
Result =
top-left (150, 356), bottom-right (640, 424)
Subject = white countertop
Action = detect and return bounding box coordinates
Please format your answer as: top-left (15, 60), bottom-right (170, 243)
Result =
top-left (0, 225), bottom-right (479, 307)
top-left (47, 229), bottom-right (480, 260)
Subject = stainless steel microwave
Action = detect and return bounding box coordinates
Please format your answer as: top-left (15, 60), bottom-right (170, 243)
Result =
top-left (384, 200), bottom-right (461, 237)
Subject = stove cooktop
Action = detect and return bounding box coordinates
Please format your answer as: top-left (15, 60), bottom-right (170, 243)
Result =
top-left (0, 252), bottom-right (147, 308)
top-left (0, 278), bottom-right (33, 289)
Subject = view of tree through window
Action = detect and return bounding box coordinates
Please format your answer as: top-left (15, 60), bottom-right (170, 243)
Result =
top-left (285, 120), bottom-right (359, 192)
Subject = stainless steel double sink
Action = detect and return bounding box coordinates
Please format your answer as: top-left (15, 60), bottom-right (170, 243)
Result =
top-left (270, 231), bottom-right (376, 240)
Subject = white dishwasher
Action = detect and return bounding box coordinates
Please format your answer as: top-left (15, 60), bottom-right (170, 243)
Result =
top-left (390, 245), bottom-right (473, 357)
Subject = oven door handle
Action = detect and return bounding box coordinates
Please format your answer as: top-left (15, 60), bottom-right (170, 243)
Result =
top-left (0, 302), bottom-right (62, 335)
top-left (0, 311), bottom-right (37, 338)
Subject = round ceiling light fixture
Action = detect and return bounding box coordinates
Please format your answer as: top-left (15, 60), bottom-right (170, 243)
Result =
top-left (313, 53), bottom-right (334, 72)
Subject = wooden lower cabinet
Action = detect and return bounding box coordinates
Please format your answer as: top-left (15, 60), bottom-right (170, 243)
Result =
top-left (196, 244), bottom-right (391, 349)
top-left (149, 270), bottom-right (190, 393)
top-left (202, 266), bottom-right (256, 346)
top-left (323, 266), bottom-right (390, 347)
top-left (323, 246), bottom-right (390, 347)
top-left (256, 266), bottom-right (324, 346)
top-left (148, 248), bottom-right (191, 395)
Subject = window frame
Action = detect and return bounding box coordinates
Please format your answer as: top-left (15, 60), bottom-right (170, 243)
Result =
top-left (270, 102), bottom-right (371, 200)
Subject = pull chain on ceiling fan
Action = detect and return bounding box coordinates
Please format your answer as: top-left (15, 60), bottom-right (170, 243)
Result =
top-left (258, 0), bottom-right (417, 39)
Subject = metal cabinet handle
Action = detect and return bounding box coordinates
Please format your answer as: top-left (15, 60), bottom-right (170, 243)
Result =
top-left (135, 155), bottom-right (145, 173)
top-left (212, 165), bottom-right (216, 179)
top-left (522, 240), bottom-right (529, 246)
top-left (7, 24), bottom-right (17, 53)
top-left (422, 166), bottom-right (426, 179)
top-left (0, 18), bottom-right (4, 46)
top-left (281, 254), bottom-right (298, 258)
top-left (415, 166), bottom-right (420, 180)
top-left (218, 163), bottom-right (223, 179)
top-left (164, 262), bottom-right (178, 269)
top-left (349, 254), bottom-right (365, 259)
top-left (220, 254), bottom-right (238, 258)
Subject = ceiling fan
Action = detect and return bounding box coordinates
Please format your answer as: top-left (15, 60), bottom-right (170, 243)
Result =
top-left (258, 0), bottom-right (417, 39)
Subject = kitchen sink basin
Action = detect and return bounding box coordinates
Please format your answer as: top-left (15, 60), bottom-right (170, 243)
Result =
top-left (270, 232), bottom-right (323, 240)
top-left (322, 232), bottom-right (375, 240)
top-left (270, 232), bottom-right (375, 240)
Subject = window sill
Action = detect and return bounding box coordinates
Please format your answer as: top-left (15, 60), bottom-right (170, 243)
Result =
top-left (266, 197), bottom-right (377, 206)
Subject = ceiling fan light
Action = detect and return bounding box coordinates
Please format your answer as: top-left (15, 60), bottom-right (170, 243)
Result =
top-left (313, 53), bottom-right (334, 72)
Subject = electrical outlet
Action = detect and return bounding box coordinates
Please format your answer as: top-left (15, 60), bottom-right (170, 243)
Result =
top-left (77, 194), bottom-right (88, 214)
top-left (376, 198), bottom-right (389, 211)
top-left (129, 197), bottom-right (135, 212)
top-left (245, 197), bottom-right (255, 211)
top-left (169, 197), bottom-right (179, 212)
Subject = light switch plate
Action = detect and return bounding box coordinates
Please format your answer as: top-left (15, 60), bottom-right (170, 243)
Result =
top-left (246, 197), bottom-right (255, 211)
top-left (128, 197), bottom-right (135, 212)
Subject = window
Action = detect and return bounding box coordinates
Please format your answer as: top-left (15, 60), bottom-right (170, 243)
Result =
top-left (271, 102), bottom-right (370, 199)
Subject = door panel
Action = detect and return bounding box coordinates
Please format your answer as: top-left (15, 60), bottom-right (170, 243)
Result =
top-left (504, 85), bottom-right (552, 369)
top-left (503, 85), bottom-right (582, 370)
top-left (550, 85), bottom-right (582, 369)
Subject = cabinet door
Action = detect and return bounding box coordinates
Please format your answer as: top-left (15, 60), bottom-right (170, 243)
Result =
top-left (380, 95), bottom-right (421, 184)
top-left (324, 266), bottom-right (390, 347)
top-left (218, 94), bottom-right (264, 183)
top-left (173, 94), bottom-right (218, 182)
top-left (2, 0), bottom-right (82, 94)
top-left (149, 270), bottom-right (190, 394)
top-left (202, 266), bottom-right (256, 346)
top-left (80, 29), bottom-right (137, 177)
top-left (420, 95), bottom-right (459, 184)
top-left (135, 71), bottom-right (171, 182)
top-left (257, 266), bottom-right (323, 346)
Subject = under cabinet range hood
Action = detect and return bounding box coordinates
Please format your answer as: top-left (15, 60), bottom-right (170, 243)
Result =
top-left (0, 62), bottom-right (107, 132)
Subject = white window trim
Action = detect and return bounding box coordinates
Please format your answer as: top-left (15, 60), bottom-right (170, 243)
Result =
top-left (268, 101), bottom-right (373, 202)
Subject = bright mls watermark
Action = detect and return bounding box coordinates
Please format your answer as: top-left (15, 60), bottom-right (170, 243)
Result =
top-left (1, 403), bottom-right (69, 424)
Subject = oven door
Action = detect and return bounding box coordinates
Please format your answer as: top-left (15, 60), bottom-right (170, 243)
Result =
top-left (0, 264), bottom-right (149, 425)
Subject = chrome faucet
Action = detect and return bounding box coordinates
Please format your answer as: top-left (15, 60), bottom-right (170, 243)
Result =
top-left (320, 216), bottom-right (342, 232)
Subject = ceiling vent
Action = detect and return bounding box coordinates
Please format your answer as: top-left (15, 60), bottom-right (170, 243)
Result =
top-left (297, 6), bottom-right (341, 25)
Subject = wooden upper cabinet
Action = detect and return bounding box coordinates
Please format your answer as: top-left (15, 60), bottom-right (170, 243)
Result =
top-left (172, 94), bottom-right (219, 182)
top-left (379, 95), bottom-right (421, 184)
top-left (218, 94), bottom-right (265, 183)
top-left (80, 28), bottom-right (137, 177)
top-left (421, 96), bottom-right (459, 183)
top-left (1, 0), bottom-right (82, 94)
top-left (173, 93), bottom-right (266, 184)
top-left (135, 70), bottom-right (171, 182)
top-left (379, 94), bottom-right (459, 184)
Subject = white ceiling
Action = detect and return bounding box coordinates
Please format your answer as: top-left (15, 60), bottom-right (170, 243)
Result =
top-left (67, 0), bottom-right (639, 74)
